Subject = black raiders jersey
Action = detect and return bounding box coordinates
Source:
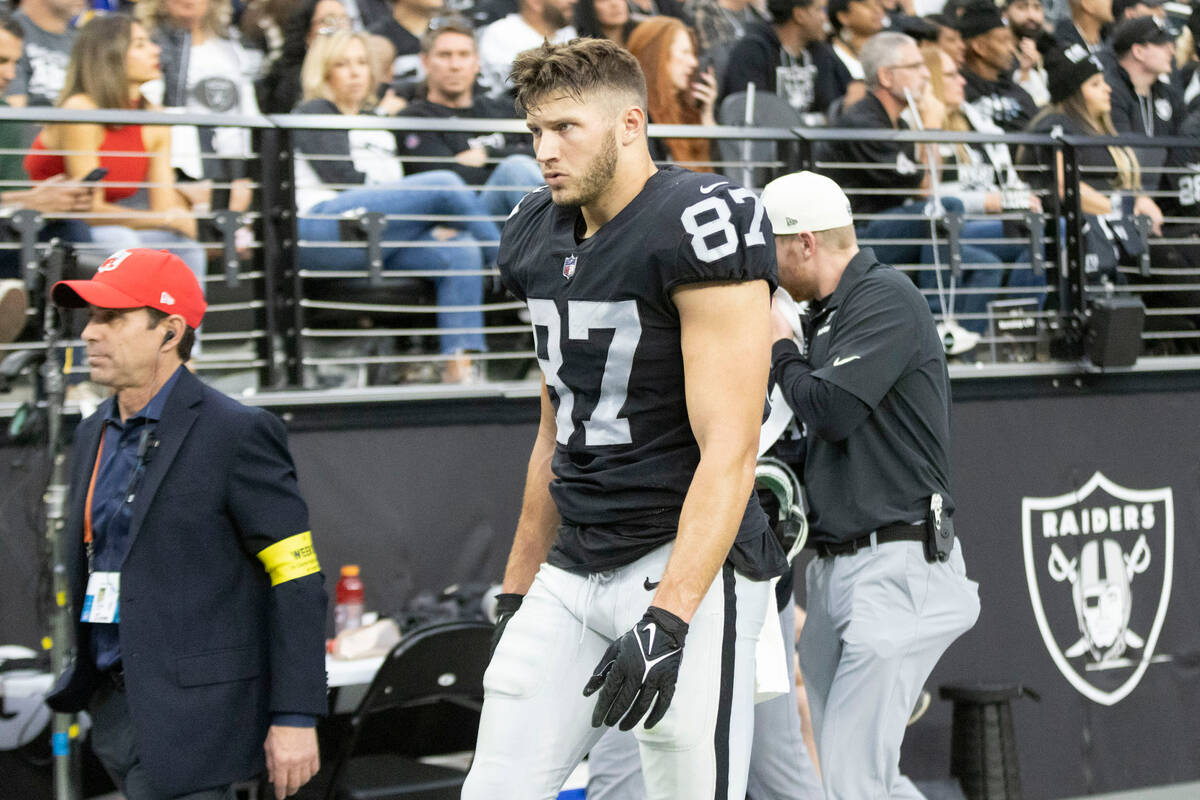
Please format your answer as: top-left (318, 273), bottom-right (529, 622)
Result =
top-left (1159, 108), bottom-right (1200, 222)
top-left (500, 166), bottom-right (787, 580)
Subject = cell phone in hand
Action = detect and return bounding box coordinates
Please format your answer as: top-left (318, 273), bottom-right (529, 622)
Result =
top-left (82, 167), bottom-right (108, 182)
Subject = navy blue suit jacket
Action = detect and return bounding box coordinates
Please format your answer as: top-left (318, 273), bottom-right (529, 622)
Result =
top-left (47, 369), bottom-right (328, 796)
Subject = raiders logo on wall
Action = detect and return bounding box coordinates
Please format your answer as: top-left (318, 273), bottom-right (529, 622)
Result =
top-left (1022, 472), bottom-right (1174, 705)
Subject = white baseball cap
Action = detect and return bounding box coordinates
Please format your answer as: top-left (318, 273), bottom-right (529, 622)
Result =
top-left (761, 171), bottom-right (854, 235)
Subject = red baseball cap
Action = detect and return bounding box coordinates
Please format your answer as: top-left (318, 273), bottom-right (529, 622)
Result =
top-left (52, 249), bottom-right (206, 328)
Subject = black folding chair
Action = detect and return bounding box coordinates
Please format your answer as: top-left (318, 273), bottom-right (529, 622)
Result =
top-left (326, 620), bottom-right (492, 800)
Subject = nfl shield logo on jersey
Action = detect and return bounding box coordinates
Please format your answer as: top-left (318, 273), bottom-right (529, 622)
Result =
top-left (563, 255), bottom-right (578, 279)
top-left (1021, 471), bottom-right (1174, 705)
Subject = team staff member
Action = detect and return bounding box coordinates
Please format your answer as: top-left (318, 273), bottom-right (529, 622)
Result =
top-left (463, 38), bottom-right (785, 799)
top-left (45, 249), bottom-right (327, 800)
top-left (760, 172), bottom-right (980, 800)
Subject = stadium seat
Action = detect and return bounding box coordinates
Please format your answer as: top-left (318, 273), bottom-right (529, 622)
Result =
top-left (327, 620), bottom-right (492, 800)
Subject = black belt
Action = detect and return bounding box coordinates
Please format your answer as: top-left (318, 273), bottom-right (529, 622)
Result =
top-left (103, 662), bottom-right (125, 692)
top-left (812, 523), bottom-right (925, 558)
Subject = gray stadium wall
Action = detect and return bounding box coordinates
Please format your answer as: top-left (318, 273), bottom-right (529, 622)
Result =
top-left (1, 374), bottom-right (1198, 798)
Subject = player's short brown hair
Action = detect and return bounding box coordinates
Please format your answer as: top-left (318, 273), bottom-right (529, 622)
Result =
top-left (509, 38), bottom-right (648, 115)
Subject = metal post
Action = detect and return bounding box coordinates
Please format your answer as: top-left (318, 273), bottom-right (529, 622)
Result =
top-left (1059, 139), bottom-right (1088, 358)
top-left (257, 125), bottom-right (300, 388)
top-left (42, 242), bottom-right (80, 800)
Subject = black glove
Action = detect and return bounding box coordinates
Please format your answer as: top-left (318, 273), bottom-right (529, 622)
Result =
top-left (582, 607), bottom-right (689, 731)
top-left (490, 593), bottom-right (524, 657)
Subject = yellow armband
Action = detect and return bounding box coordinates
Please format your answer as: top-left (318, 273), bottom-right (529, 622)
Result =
top-left (256, 531), bottom-right (321, 586)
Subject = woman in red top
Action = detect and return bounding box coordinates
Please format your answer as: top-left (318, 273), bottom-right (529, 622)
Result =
top-left (24, 15), bottom-right (205, 286)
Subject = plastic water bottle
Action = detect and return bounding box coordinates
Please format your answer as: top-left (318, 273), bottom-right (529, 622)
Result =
top-left (334, 565), bottom-right (365, 635)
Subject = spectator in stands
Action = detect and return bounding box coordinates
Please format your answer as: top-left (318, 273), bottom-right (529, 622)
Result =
top-left (257, 0), bottom-right (352, 113)
top-left (24, 15), bottom-right (206, 286)
top-left (1053, 0), bottom-right (1111, 54)
top-left (817, 31), bottom-right (1008, 334)
top-left (478, 0), bottom-right (577, 97)
top-left (292, 30), bottom-right (500, 372)
top-left (626, 16), bottom-right (716, 170)
top-left (1111, 0), bottom-right (1165, 24)
top-left (816, 31), bottom-right (943, 218)
top-left (0, 9), bottom-right (92, 296)
top-left (928, 13), bottom-right (966, 67)
top-left (138, 0), bottom-right (261, 196)
top-left (4, 0), bottom-right (82, 107)
top-left (627, 0), bottom-right (691, 25)
top-left (575, 0), bottom-right (636, 46)
top-left (1017, 45), bottom-right (1154, 276)
top-left (959, 3), bottom-right (1038, 132)
top-left (1150, 103), bottom-right (1200, 347)
top-left (1002, 0), bottom-right (1051, 106)
top-left (396, 17), bottom-right (543, 217)
top-left (368, 0), bottom-right (440, 86)
top-left (686, 0), bottom-right (766, 56)
top-left (925, 44), bottom-right (1045, 295)
top-left (829, 0), bottom-right (884, 87)
top-left (1106, 15), bottom-right (1182, 206)
top-left (1175, 5), bottom-right (1199, 112)
top-left (1106, 15), bottom-right (1194, 329)
top-left (928, 44), bottom-right (1040, 226)
top-left (723, 0), bottom-right (851, 116)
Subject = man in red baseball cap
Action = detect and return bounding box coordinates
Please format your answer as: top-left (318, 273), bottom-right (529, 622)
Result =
top-left (47, 249), bottom-right (327, 800)
top-left (52, 249), bottom-right (206, 409)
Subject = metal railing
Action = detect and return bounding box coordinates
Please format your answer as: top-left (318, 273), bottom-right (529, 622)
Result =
top-left (0, 107), bottom-right (1197, 412)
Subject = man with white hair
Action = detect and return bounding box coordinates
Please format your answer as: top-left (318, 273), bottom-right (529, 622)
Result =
top-left (761, 171), bottom-right (980, 800)
top-left (814, 31), bottom-right (943, 218)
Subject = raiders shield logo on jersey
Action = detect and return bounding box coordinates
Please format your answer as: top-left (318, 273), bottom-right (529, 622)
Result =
top-left (1021, 472), bottom-right (1174, 705)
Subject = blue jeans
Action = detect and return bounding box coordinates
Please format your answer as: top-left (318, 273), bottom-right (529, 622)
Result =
top-left (297, 171), bottom-right (501, 354)
top-left (960, 218), bottom-right (1048, 303)
top-left (861, 199), bottom-right (1006, 334)
top-left (480, 154), bottom-right (543, 221)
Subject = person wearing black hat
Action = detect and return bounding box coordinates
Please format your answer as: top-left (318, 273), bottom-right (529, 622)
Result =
top-left (1053, 0), bottom-right (1113, 55)
top-left (1105, 15), bottom-right (1183, 224)
top-left (1111, 0), bottom-right (1165, 24)
top-left (722, 0), bottom-right (853, 114)
top-left (1173, 4), bottom-right (1200, 113)
top-left (959, 2), bottom-right (1040, 131)
top-left (1018, 45), bottom-right (1158, 280)
top-left (1106, 15), bottom-right (1200, 339)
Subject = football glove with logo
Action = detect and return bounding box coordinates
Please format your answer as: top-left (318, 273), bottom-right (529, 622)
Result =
top-left (491, 593), bottom-right (524, 657)
top-left (583, 606), bottom-right (689, 731)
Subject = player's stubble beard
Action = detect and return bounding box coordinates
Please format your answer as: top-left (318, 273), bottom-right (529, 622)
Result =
top-left (553, 127), bottom-right (619, 209)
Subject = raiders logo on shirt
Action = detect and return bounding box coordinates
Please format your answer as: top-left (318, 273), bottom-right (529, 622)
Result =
top-left (194, 77), bottom-right (240, 113)
top-left (1154, 98), bottom-right (1172, 122)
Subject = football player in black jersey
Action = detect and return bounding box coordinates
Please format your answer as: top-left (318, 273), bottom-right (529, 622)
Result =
top-left (462, 38), bottom-right (788, 800)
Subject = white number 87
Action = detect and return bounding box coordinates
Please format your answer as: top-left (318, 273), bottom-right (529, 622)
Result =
top-left (681, 188), bottom-right (766, 263)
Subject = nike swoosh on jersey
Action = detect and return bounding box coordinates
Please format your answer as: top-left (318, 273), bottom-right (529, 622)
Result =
top-left (833, 355), bottom-right (861, 366)
top-left (699, 181), bottom-right (729, 194)
top-left (643, 577), bottom-right (660, 591)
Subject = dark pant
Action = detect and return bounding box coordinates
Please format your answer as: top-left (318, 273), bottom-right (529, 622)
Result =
top-left (88, 680), bottom-right (235, 800)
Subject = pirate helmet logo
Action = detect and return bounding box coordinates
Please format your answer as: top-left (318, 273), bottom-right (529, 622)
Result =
top-left (1022, 472), bottom-right (1173, 705)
